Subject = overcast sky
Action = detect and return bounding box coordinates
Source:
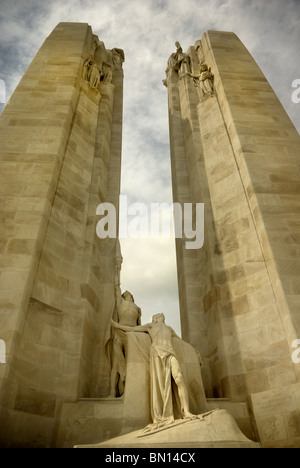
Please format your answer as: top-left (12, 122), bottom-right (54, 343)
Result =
top-left (0, 0), bottom-right (299, 334)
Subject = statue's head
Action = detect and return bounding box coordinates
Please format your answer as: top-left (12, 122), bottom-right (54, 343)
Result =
top-left (175, 41), bottom-right (181, 49)
top-left (122, 291), bottom-right (134, 302)
top-left (152, 313), bottom-right (165, 324)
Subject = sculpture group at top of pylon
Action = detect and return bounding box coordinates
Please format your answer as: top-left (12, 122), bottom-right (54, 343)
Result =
top-left (82, 36), bottom-right (125, 90)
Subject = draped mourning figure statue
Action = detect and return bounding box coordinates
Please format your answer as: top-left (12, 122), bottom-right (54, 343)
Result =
top-left (112, 313), bottom-right (207, 431)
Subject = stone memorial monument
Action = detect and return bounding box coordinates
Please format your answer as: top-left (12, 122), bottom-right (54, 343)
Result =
top-left (163, 33), bottom-right (300, 449)
top-left (0, 23), bottom-right (299, 448)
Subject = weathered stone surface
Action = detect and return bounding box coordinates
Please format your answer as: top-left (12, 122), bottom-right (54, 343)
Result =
top-left (75, 409), bottom-right (260, 448)
top-left (165, 31), bottom-right (300, 448)
top-left (0, 22), bottom-right (124, 447)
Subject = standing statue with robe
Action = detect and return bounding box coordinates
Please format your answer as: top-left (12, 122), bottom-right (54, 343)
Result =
top-left (112, 313), bottom-right (203, 430)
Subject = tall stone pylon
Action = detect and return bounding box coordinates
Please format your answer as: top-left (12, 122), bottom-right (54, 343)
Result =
top-left (164, 31), bottom-right (300, 448)
top-left (0, 23), bottom-right (124, 447)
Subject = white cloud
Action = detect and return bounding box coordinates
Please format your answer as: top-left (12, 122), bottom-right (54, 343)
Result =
top-left (119, 236), bottom-right (181, 333)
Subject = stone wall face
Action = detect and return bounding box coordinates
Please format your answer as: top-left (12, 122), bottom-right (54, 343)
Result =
top-left (165, 31), bottom-right (300, 447)
top-left (0, 23), bottom-right (124, 447)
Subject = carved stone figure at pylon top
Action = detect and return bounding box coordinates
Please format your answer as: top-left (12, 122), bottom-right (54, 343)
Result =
top-left (199, 61), bottom-right (214, 97)
top-left (112, 48), bottom-right (125, 70)
top-left (166, 41), bottom-right (191, 77)
top-left (101, 61), bottom-right (113, 83)
top-left (173, 41), bottom-right (185, 70)
top-left (82, 41), bottom-right (125, 90)
top-left (200, 62), bottom-right (213, 81)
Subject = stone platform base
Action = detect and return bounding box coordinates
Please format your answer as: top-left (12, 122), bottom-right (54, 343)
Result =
top-left (75, 409), bottom-right (260, 448)
top-left (56, 398), bottom-right (257, 447)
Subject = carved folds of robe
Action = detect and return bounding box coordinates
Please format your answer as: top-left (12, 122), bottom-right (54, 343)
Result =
top-left (119, 331), bottom-right (208, 427)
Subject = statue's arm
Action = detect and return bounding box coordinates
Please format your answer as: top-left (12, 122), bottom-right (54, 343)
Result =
top-left (111, 320), bottom-right (150, 333)
top-left (114, 282), bottom-right (122, 308)
top-left (114, 239), bottom-right (123, 308)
